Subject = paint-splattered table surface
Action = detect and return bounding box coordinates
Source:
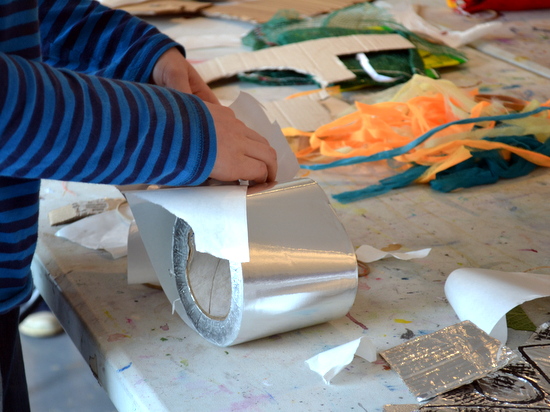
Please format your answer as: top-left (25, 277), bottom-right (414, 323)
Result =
top-left (418, 5), bottom-right (550, 80)
top-left (35, 161), bottom-right (550, 412)
top-left (34, 5), bottom-right (550, 412)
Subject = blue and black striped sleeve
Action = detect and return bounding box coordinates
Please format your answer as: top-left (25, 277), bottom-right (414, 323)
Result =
top-left (0, 0), bottom-right (217, 314)
top-left (0, 52), bottom-right (217, 186)
top-left (38, 0), bottom-right (179, 82)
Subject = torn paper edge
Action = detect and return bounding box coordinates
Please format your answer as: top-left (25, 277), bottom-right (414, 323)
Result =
top-left (54, 208), bottom-right (131, 259)
top-left (444, 268), bottom-right (550, 344)
top-left (305, 336), bottom-right (377, 384)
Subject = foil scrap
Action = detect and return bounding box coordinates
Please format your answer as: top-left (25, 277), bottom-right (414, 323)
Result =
top-left (380, 320), bottom-right (516, 402)
top-left (419, 321), bottom-right (550, 411)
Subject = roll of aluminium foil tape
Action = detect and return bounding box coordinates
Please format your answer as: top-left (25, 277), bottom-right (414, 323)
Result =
top-left (171, 178), bottom-right (358, 347)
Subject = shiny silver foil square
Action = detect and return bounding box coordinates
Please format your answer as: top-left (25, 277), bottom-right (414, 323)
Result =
top-left (420, 321), bottom-right (550, 411)
top-left (380, 320), bottom-right (516, 402)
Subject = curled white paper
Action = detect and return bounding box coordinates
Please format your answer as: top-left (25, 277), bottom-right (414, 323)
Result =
top-left (305, 337), bottom-right (377, 384)
top-left (445, 268), bottom-right (550, 344)
top-left (131, 185), bottom-right (249, 263)
top-left (356, 244), bottom-right (431, 263)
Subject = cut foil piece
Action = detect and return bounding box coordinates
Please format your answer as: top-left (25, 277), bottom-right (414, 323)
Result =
top-left (420, 321), bottom-right (550, 411)
top-left (380, 320), bottom-right (516, 402)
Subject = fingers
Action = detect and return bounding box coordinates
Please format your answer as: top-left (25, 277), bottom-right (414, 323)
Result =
top-left (210, 138), bottom-right (277, 183)
top-left (246, 181), bottom-right (277, 195)
top-left (206, 105), bottom-right (278, 183)
top-left (152, 49), bottom-right (278, 182)
top-left (151, 48), bottom-right (220, 105)
top-left (234, 156), bottom-right (270, 183)
top-left (186, 64), bottom-right (220, 105)
top-left (244, 137), bottom-right (277, 182)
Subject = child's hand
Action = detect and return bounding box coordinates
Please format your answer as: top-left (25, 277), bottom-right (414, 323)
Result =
top-left (151, 47), bottom-right (219, 104)
top-left (152, 48), bottom-right (278, 183)
top-left (205, 102), bottom-right (278, 184)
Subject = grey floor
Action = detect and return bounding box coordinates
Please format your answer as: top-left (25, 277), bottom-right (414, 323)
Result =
top-left (21, 320), bottom-right (117, 412)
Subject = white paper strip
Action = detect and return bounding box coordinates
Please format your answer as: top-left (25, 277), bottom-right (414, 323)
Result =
top-left (356, 244), bottom-right (431, 263)
top-left (445, 268), bottom-right (550, 344)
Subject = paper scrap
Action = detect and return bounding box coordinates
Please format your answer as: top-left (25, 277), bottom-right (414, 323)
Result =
top-left (98, 0), bottom-right (209, 14)
top-left (98, 0), bottom-right (147, 8)
top-left (305, 337), bottom-right (377, 384)
top-left (356, 244), bottom-right (431, 263)
top-left (262, 91), bottom-right (352, 132)
top-left (194, 34), bottom-right (415, 87)
top-left (172, 34), bottom-right (242, 51)
top-left (55, 206), bottom-right (132, 259)
top-left (381, 320), bottom-right (517, 402)
top-left (445, 268), bottom-right (550, 344)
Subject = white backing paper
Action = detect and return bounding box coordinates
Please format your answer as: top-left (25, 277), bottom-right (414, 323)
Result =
top-left (445, 268), bottom-right (550, 344)
top-left (131, 185), bottom-right (249, 262)
top-left (127, 221), bottom-right (159, 284)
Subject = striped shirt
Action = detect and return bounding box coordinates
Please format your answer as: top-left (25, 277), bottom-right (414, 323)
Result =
top-left (0, 0), bottom-right (217, 313)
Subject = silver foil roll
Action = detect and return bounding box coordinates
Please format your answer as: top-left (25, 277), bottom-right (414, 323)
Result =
top-left (171, 178), bottom-right (358, 346)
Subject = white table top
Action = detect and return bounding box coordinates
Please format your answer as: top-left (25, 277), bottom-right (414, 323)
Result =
top-left (34, 5), bottom-right (550, 412)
